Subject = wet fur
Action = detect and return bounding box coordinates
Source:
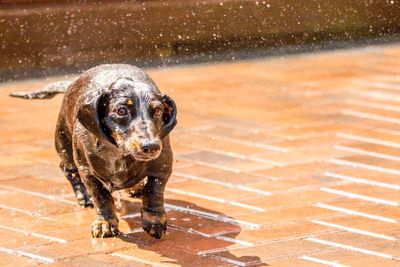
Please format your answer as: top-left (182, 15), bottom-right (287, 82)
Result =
top-left (11, 64), bottom-right (177, 239)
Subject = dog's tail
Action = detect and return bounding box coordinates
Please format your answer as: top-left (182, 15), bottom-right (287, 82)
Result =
top-left (10, 81), bottom-right (72, 99)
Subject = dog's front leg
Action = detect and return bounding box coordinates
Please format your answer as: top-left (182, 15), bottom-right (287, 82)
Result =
top-left (82, 174), bottom-right (119, 238)
top-left (141, 176), bottom-right (168, 239)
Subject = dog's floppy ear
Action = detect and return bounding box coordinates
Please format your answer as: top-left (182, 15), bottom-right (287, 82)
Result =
top-left (77, 92), bottom-right (116, 145)
top-left (160, 94), bottom-right (177, 138)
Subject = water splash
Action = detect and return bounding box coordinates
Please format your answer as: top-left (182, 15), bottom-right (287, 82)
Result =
top-left (116, 191), bottom-right (122, 210)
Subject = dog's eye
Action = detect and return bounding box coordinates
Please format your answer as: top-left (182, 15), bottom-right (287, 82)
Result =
top-left (154, 108), bottom-right (162, 117)
top-left (116, 107), bottom-right (128, 116)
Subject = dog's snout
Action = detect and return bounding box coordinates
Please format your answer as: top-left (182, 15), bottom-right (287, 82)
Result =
top-left (140, 142), bottom-right (160, 154)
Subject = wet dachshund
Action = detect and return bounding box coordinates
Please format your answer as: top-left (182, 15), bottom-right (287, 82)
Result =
top-left (10, 64), bottom-right (177, 238)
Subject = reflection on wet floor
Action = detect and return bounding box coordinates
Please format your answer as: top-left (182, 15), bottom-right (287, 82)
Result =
top-left (1, 45), bottom-right (400, 265)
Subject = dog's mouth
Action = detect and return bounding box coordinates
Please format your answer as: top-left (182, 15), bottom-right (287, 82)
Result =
top-left (132, 151), bottom-right (161, 161)
top-left (118, 146), bottom-right (160, 161)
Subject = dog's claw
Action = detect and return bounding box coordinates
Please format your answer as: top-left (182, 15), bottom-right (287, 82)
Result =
top-left (91, 219), bottom-right (119, 238)
top-left (141, 210), bottom-right (167, 239)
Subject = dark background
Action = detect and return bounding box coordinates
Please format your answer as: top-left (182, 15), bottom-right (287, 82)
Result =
top-left (1, 0), bottom-right (400, 81)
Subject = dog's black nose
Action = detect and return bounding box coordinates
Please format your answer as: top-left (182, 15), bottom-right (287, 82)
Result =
top-left (140, 142), bottom-right (160, 154)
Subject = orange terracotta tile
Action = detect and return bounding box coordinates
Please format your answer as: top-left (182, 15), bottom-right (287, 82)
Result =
top-left (1, 45), bottom-right (400, 266)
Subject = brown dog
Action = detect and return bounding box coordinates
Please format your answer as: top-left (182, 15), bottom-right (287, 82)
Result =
top-left (11, 64), bottom-right (177, 238)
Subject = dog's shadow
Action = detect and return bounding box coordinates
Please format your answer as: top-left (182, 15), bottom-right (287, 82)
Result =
top-left (117, 198), bottom-right (267, 266)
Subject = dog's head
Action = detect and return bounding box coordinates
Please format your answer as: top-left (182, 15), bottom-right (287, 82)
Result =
top-left (77, 77), bottom-right (177, 161)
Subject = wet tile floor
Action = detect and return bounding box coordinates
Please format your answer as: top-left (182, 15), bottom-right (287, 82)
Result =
top-left (1, 44), bottom-right (400, 266)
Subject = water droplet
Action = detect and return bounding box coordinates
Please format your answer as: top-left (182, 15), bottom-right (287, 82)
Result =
top-left (116, 191), bottom-right (122, 210)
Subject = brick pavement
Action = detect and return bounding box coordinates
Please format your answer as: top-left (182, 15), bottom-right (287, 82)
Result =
top-left (1, 44), bottom-right (400, 266)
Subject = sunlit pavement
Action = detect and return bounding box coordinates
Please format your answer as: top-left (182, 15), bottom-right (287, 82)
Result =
top-left (1, 44), bottom-right (400, 266)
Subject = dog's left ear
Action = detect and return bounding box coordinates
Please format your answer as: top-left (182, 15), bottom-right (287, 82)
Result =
top-left (77, 92), bottom-right (116, 145)
top-left (160, 94), bottom-right (177, 138)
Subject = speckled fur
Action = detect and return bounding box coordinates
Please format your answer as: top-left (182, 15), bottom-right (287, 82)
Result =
top-left (11, 64), bottom-right (177, 239)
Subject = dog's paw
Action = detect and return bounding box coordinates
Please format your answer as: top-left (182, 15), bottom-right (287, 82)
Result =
top-left (73, 183), bottom-right (94, 208)
top-left (141, 210), bottom-right (167, 239)
top-left (91, 219), bottom-right (119, 238)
